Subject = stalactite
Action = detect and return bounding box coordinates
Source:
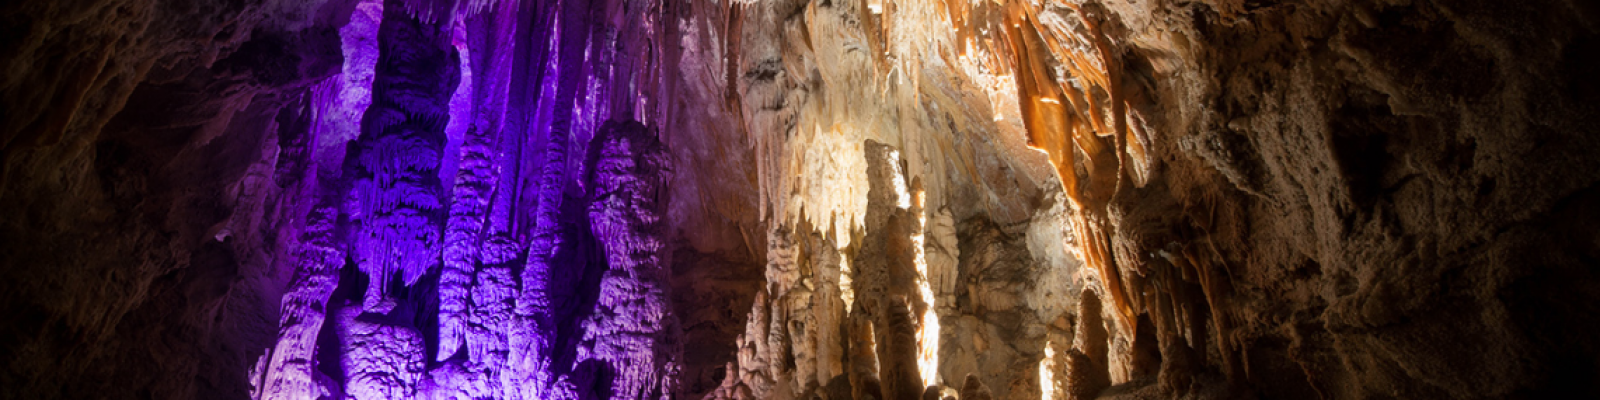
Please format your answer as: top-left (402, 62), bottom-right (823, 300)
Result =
top-left (507, 0), bottom-right (597, 398)
top-left (991, 0), bottom-right (1141, 336)
top-left (395, 0), bottom-right (460, 24)
top-left (346, 0), bottom-right (461, 313)
top-left (1181, 244), bottom-right (1240, 382)
top-left (436, 0), bottom-right (520, 364)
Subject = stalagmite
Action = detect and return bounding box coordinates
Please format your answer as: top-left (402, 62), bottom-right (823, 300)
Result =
top-left (256, 202), bottom-right (346, 400)
top-left (503, 0), bottom-right (596, 397)
top-left (579, 119), bottom-right (679, 400)
top-left (337, 303), bottom-right (427, 400)
top-left (959, 374), bottom-right (995, 400)
top-left (436, 0), bottom-right (517, 363)
top-left (1065, 290), bottom-right (1111, 400)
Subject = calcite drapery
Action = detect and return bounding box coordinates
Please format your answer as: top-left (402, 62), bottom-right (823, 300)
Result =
top-left (253, 0), bottom-right (682, 399)
top-left (345, 0), bottom-right (460, 313)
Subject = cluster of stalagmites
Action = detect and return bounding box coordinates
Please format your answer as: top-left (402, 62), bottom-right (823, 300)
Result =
top-left (693, 0), bottom-right (1305, 398)
top-left (0, 0), bottom-right (1245, 395)
top-left (697, 138), bottom-right (1114, 400)
top-left (250, 0), bottom-right (680, 399)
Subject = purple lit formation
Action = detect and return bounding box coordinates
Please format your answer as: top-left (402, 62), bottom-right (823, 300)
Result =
top-left (250, 1), bottom-right (674, 399)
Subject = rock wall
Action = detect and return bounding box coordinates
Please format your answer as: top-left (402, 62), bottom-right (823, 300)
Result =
top-left (2, 0), bottom-right (351, 398)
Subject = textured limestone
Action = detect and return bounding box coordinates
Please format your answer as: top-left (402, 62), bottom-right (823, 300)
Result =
top-left (579, 119), bottom-right (679, 400)
top-left (346, 0), bottom-right (459, 313)
top-left (336, 303), bottom-right (426, 400)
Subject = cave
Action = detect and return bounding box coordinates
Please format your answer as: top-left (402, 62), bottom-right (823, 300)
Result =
top-left (2, 0), bottom-right (1598, 399)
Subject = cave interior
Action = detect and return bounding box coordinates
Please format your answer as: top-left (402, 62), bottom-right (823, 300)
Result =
top-left (2, 0), bottom-right (1599, 399)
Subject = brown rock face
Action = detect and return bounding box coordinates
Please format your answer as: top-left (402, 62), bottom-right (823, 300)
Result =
top-left (4, 0), bottom-right (1599, 399)
top-left (1, 1), bottom-right (351, 398)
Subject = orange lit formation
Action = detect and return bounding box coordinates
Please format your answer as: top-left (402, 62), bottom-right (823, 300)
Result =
top-left (944, 0), bottom-right (1149, 332)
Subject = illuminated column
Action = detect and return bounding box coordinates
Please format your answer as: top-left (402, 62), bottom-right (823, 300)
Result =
top-left (345, 0), bottom-right (459, 313)
top-left (337, 1), bottom-right (458, 398)
top-left (257, 202), bottom-right (346, 400)
top-left (255, 2), bottom-right (384, 397)
top-left (858, 140), bottom-right (928, 400)
top-left (580, 119), bottom-right (679, 400)
top-left (507, 0), bottom-right (595, 398)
